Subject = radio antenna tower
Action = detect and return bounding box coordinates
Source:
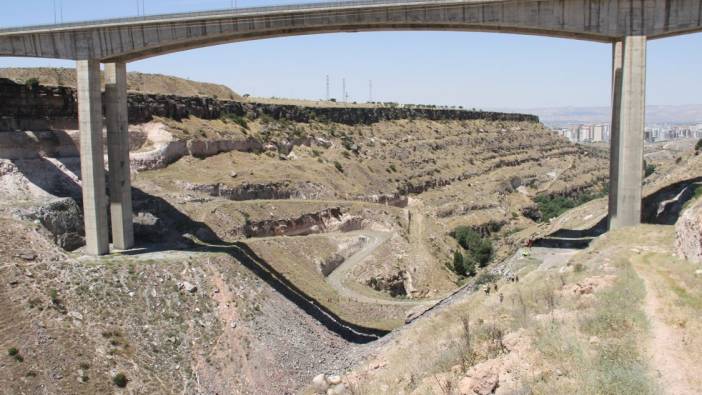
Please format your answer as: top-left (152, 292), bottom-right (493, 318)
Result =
top-left (325, 75), bottom-right (330, 101)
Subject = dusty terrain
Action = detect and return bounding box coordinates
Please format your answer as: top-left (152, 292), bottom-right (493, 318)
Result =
top-left (0, 67), bottom-right (241, 99)
top-left (1, 71), bottom-right (701, 394)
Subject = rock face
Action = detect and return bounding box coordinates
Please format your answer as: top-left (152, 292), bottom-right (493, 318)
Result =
top-left (243, 208), bottom-right (365, 238)
top-left (180, 180), bottom-right (335, 202)
top-left (17, 197), bottom-right (85, 251)
top-left (0, 78), bottom-right (538, 131)
top-left (676, 200), bottom-right (702, 263)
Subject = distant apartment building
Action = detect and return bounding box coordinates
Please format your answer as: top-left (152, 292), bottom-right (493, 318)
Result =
top-left (555, 124), bottom-right (610, 143)
top-left (556, 122), bottom-right (697, 144)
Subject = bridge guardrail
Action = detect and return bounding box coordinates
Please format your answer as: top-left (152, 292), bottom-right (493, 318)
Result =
top-left (0, 0), bottom-right (470, 34)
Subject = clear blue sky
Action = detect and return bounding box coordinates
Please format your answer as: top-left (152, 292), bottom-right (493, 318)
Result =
top-left (0, 0), bottom-right (700, 109)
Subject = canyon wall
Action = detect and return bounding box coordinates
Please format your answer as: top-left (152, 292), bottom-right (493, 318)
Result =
top-left (0, 78), bottom-right (538, 131)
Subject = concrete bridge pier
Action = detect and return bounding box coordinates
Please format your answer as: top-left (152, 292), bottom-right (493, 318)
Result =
top-left (77, 59), bottom-right (109, 255)
top-left (105, 62), bottom-right (134, 250)
top-left (608, 36), bottom-right (647, 229)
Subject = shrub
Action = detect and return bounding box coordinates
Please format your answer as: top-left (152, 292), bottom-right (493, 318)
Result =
top-left (333, 161), bottom-right (344, 173)
top-left (475, 272), bottom-right (499, 286)
top-left (113, 373), bottom-right (128, 388)
top-left (452, 250), bottom-right (464, 273)
top-left (450, 251), bottom-right (477, 277)
top-left (220, 112), bottom-right (249, 130)
top-left (696, 139), bottom-right (702, 152)
top-left (8, 348), bottom-right (23, 362)
top-left (49, 289), bottom-right (60, 305)
top-left (24, 78), bottom-right (39, 88)
top-left (452, 227), bottom-right (493, 267)
top-left (533, 191), bottom-right (602, 222)
top-left (644, 161), bottom-right (656, 178)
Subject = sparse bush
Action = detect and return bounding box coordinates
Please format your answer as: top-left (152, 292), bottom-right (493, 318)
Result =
top-left (452, 227), bottom-right (493, 267)
top-left (534, 191), bottom-right (603, 222)
top-left (388, 164), bottom-right (397, 173)
top-left (221, 113), bottom-right (249, 130)
top-left (49, 289), bottom-right (60, 305)
top-left (24, 78), bottom-right (39, 88)
top-left (475, 272), bottom-right (499, 286)
top-left (644, 161), bottom-right (655, 178)
top-left (8, 348), bottom-right (23, 362)
top-left (333, 161), bottom-right (344, 173)
top-left (696, 139), bottom-right (702, 152)
top-left (113, 373), bottom-right (128, 388)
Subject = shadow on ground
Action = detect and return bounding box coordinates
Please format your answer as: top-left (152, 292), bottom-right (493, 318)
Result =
top-left (12, 157), bottom-right (387, 343)
top-left (534, 177), bottom-right (702, 249)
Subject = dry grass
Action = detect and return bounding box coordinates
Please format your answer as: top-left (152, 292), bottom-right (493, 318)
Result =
top-left (342, 227), bottom-right (669, 394)
top-left (0, 67), bottom-right (241, 99)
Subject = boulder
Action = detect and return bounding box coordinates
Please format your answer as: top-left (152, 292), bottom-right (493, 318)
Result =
top-left (312, 374), bottom-right (329, 393)
top-left (177, 281), bottom-right (197, 293)
top-left (326, 383), bottom-right (349, 395)
top-left (326, 375), bottom-right (342, 385)
top-left (19, 197), bottom-right (85, 251)
top-left (458, 368), bottom-right (498, 395)
top-left (675, 200), bottom-right (702, 263)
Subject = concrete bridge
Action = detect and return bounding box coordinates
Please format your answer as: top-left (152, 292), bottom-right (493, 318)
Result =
top-left (1, 0), bottom-right (700, 255)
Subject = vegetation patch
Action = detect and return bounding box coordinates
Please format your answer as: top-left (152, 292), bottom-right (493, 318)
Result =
top-left (525, 257), bottom-right (656, 394)
top-left (112, 373), bottom-right (129, 388)
top-left (534, 191), bottom-right (604, 222)
top-left (452, 227), bottom-right (493, 265)
top-left (221, 112), bottom-right (249, 130)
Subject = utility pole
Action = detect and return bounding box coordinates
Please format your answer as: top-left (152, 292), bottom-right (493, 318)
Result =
top-left (325, 75), bottom-right (330, 101)
top-left (52, 0), bottom-right (57, 24)
top-left (342, 78), bottom-right (346, 103)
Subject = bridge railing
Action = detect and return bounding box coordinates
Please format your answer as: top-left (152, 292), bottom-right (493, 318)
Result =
top-left (0, 0), bottom-right (468, 34)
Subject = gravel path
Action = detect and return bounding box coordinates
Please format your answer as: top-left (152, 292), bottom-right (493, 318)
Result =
top-left (325, 230), bottom-right (438, 306)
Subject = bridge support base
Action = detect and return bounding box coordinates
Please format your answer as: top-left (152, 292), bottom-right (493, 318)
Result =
top-left (77, 59), bottom-right (109, 255)
top-left (105, 62), bottom-right (134, 250)
top-left (608, 36), bottom-right (647, 230)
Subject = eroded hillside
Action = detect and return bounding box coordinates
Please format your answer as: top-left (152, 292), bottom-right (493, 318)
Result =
top-left (3, 72), bottom-right (670, 394)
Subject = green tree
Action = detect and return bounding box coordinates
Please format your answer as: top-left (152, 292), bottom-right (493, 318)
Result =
top-left (452, 226), bottom-right (493, 267)
top-left (452, 251), bottom-right (465, 275)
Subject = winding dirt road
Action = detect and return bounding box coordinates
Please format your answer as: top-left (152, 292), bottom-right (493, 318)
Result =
top-left (325, 230), bottom-right (438, 306)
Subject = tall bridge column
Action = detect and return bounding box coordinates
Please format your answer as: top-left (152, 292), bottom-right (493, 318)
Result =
top-left (608, 36), bottom-right (647, 229)
top-left (77, 60), bottom-right (109, 255)
top-left (105, 62), bottom-right (134, 250)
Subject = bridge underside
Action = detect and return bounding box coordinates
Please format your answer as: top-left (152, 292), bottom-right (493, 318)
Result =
top-left (0, 0), bottom-right (701, 61)
top-left (0, 0), bottom-right (695, 254)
